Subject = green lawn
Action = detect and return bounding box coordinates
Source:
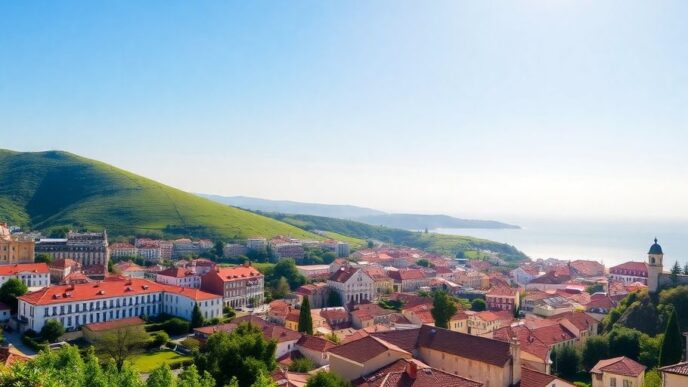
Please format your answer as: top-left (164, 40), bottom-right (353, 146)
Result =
top-left (129, 350), bottom-right (191, 373)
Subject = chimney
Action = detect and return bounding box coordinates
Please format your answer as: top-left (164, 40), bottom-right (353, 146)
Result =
top-left (405, 361), bottom-right (417, 379)
top-left (510, 336), bottom-right (521, 384)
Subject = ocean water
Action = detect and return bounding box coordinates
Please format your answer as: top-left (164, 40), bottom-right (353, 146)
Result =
top-left (434, 219), bottom-right (688, 268)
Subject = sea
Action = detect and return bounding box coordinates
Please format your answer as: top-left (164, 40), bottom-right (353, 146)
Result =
top-left (433, 219), bottom-right (688, 268)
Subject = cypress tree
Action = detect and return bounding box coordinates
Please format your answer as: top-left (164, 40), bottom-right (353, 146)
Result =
top-left (298, 297), bottom-right (313, 335)
top-left (659, 307), bottom-right (682, 366)
top-left (191, 303), bottom-right (204, 328)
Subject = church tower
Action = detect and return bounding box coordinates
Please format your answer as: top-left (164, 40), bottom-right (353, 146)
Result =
top-left (647, 238), bottom-right (664, 293)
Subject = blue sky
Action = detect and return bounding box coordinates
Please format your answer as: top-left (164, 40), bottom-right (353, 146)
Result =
top-left (1, 1), bottom-right (687, 221)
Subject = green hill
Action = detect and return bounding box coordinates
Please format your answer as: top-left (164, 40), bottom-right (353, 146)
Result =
top-left (0, 149), bottom-right (319, 240)
top-left (263, 212), bottom-right (528, 262)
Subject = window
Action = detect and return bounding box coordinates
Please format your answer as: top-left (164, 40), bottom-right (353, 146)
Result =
top-left (610, 377), bottom-right (616, 387)
top-left (623, 381), bottom-right (632, 387)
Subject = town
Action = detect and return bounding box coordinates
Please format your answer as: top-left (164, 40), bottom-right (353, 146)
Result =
top-left (1, 222), bottom-right (687, 387)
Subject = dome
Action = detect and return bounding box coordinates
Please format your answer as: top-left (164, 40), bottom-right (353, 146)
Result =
top-left (648, 238), bottom-right (663, 255)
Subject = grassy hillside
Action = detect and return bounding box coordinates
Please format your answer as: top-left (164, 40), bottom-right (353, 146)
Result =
top-left (0, 150), bottom-right (319, 240)
top-left (263, 212), bottom-right (528, 262)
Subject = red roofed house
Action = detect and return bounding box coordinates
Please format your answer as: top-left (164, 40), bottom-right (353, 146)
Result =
top-left (296, 334), bottom-right (339, 366)
top-left (17, 277), bottom-right (222, 332)
top-left (355, 358), bottom-right (483, 387)
top-left (110, 242), bottom-right (137, 259)
top-left (49, 258), bottom-right (82, 284)
top-left (387, 269), bottom-right (429, 293)
top-left (526, 271), bottom-right (572, 291)
top-left (82, 316), bottom-right (146, 343)
top-left (113, 261), bottom-right (146, 279)
top-left (201, 262), bottom-right (264, 308)
top-left (486, 287), bottom-right (520, 312)
top-left (591, 357), bottom-right (646, 387)
top-left (401, 304), bottom-right (435, 326)
top-left (328, 335), bottom-right (413, 381)
top-left (492, 325), bottom-right (552, 374)
top-left (569, 260), bottom-right (605, 278)
top-left (659, 361), bottom-right (688, 387)
top-left (0, 263), bottom-right (50, 288)
top-left (466, 311), bottom-right (504, 336)
top-left (0, 345), bottom-right (30, 368)
top-left (520, 366), bottom-right (575, 387)
top-left (609, 262), bottom-right (648, 285)
top-left (156, 267), bottom-right (201, 288)
top-left (328, 267), bottom-right (375, 305)
top-left (294, 282), bottom-right (329, 309)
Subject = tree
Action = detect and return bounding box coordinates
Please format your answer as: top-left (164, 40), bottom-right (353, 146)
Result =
top-left (94, 325), bottom-right (150, 370)
top-left (639, 333), bottom-right (662, 369)
top-left (586, 283), bottom-right (604, 294)
top-left (416, 259), bottom-right (431, 268)
top-left (270, 259), bottom-right (305, 290)
top-left (552, 345), bottom-right (580, 379)
top-left (34, 253), bottom-right (52, 264)
top-left (178, 364), bottom-right (215, 387)
top-left (431, 290), bottom-right (457, 329)
top-left (644, 369), bottom-right (662, 387)
top-left (471, 298), bottom-right (486, 312)
top-left (671, 261), bottom-right (682, 284)
top-left (40, 319), bottom-right (65, 343)
top-left (608, 326), bottom-right (642, 360)
top-left (299, 297), bottom-right (313, 335)
top-left (659, 307), bottom-right (682, 366)
top-left (366, 240), bottom-right (374, 249)
top-left (272, 277), bottom-right (291, 299)
top-left (147, 364), bottom-right (176, 387)
top-left (306, 371), bottom-right (352, 387)
top-left (0, 278), bottom-right (28, 313)
top-left (659, 285), bottom-right (688, 330)
top-left (582, 336), bottom-right (609, 370)
top-left (684, 263), bottom-right (688, 276)
top-left (108, 259), bottom-right (114, 273)
top-left (192, 304), bottom-right (204, 328)
top-left (251, 371), bottom-right (278, 387)
top-left (213, 241), bottom-right (225, 259)
top-left (194, 322), bottom-right (276, 387)
top-left (327, 289), bottom-right (342, 307)
top-left (289, 357), bottom-right (316, 373)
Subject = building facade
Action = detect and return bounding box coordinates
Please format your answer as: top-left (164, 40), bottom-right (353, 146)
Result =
top-left (36, 231), bottom-right (110, 269)
top-left (327, 267), bottom-right (375, 305)
top-left (0, 263), bottom-right (50, 288)
top-left (0, 223), bottom-right (35, 265)
top-left (201, 263), bottom-right (264, 308)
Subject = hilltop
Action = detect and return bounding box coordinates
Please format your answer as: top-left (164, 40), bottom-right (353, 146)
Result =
top-left (201, 194), bottom-right (519, 230)
top-left (0, 150), bottom-right (318, 240)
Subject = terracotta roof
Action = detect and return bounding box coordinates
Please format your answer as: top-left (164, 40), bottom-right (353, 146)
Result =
top-left (114, 261), bottom-right (145, 272)
top-left (389, 293), bottom-right (432, 310)
top-left (434, 266), bottom-right (453, 275)
top-left (570, 260), bottom-right (605, 277)
top-left (591, 356), bottom-right (646, 377)
top-left (50, 259), bottom-right (79, 269)
top-left (659, 361), bottom-right (688, 376)
top-left (416, 325), bottom-right (512, 366)
top-left (205, 265), bottom-right (263, 282)
top-left (492, 325), bottom-right (549, 361)
top-left (329, 335), bottom-right (409, 364)
top-left (530, 323), bottom-right (576, 346)
top-left (60, 271), bottom-right (92, 285)
top-left (529, 271), bottom-right (571, 285)
top-left (520, 366), bottom-right (568, 387)
top-left (110, 242), bottom-right (136, 249)
top-left (473, 311), bottom-right (501, 322)
top-left (609, 261), bottom-right (648, 274)
top-left (18, 278), bottom-right (220, 305)
top-left (329, 267), bottom-right (363, 283)
top-left (83, 317), bottom-right (145, 332)
top-left (352, 304), bottom-right (393, 320)
top-left (200, 317), bottom-right (302, 343)
top-left (388, 269), bottom-right (426, 281)
top-left (157, 267), bottom-right (194, 278)
top-left (370, 329), bottom-right (421, 353)
top-left (356, 358), bottom-right (483, 387)
top-left (0, 263), bottom-right (49, 275)
top-left (403, 304), bottom-right (435, 324)
top-left (296, 335), bottom-right (338, 352)
top-left (0, 346), bottom-right (30, 367)
top-left (487, 287), bottom-right (518, 297)
top-left (547, 312), bottom-right (597, 331)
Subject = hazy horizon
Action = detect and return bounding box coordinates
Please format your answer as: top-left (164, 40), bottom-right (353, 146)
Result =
top-left (3, 1), bottom-right (688, 222)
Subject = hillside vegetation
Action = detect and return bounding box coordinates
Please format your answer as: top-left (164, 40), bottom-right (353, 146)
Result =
top-left (0, 150), bottom-right (318, 240)
top-left (263, 212), bottom-right (527, 261)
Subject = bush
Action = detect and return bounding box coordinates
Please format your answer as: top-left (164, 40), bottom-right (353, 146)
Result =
top-left (181, 337), bottom-right (201, 352)
top-left (149, 331), bottom-right (170, 347)
top-left (289, 357), bottom-right (316, 372)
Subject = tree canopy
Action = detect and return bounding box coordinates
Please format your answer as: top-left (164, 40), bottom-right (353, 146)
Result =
top-left (0, 278), bottom-right (28, 313)
top-left (659, 307), bottom-right (683, 367)
top-left (431, 290), bottom-right (457, 329)
top-left (298, 297), bottom-right (313, 335)
top-left (470, 298), bottom-right (486, 312)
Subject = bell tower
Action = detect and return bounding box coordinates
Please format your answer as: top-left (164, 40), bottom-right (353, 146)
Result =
top-left (647, 237), bottom-right (664, 293)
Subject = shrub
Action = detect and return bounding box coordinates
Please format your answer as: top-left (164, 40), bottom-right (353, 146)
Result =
top-left (149, 331), bottom-right (170, 347)
top-left (289, 357), bottom-right (316, 372)
top-left (181, 337), bottom-right (201, 352)
top-left (162, 317), bottom-right (191, 336)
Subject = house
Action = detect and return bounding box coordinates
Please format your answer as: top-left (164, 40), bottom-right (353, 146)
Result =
top-left (267, 299), bottom-right (292, 325)
top-left (0, 301), bottom-right (11, 321)
top-left (449, 310), bottom-right (468, 333)
top-left (434, 266), bottom-right (455, 280)
top-left (296, 264), bottom-right (331, 281)
top-left (82, 316), bottom-right (146, 343)
top-left (546, 312), bottom-right (598, 344)
top-left (134, 239), bottom-right (162, 263)
top-left (526, 271), bottom-right (572, 291)
top-left (659, 361), bottom-right (688, 387)
top-left (0, 263), bottom-right (50, 289)
top-left (110, 243), bottom-right (137, 259)
top-left (493, 325), bottom-right (551, 374)
top-left (328, 335), bottom-right (413, 381)
top-left (455, 270), bottom-right (489, 289)
top-left (510, 266), bottom-right (541, 286)
top-left (351, 304), bottom-right (394, 329)
top-left (320, 307), bottom-right (351, 330)
top-left (530, 295), bottom-right (575, 317)
top-left (401, 304), bottom-right (434, 326)
top-left (569, 260), bottom-right (605, 278)
top-left (327, 267), bottom-right (375, 305)
top-left (609, 262), bottom-right (648, 285)
top-left (354, 358), bottom-right (482, 387)
top-left (113, 261), bottom-right (146, 279)
top-left (466, 311), bottom-right (504, 336)
top-left (0, 223), bottom-right (35, 264)
top-left (387, 269), bottom-right (429, 293)
top-left (0, 345), bottom-right (30, 368)
top-left (201, 263), bottom-right (264, 308)
top-left (35, 230), bottom-right (110, 270)
top-left (17, 277), bottom-right (222, 332)
top-left (49, 259), bottom-right (81, 284)
top-left (520, 366), bottom-right (575, 387)
top-left (591, 357), bottom-right (645, 387)
top-left (363, 267), bottom-right (394, 296)
top-left (295, 334), bottom-right (338, 366)
top-left (156, 267), bottom-right (201, 288)
top-left (486, 287), bottom-right (520, 312)
top-left (271, 368), bottom-right (310, 387)
top-left (585, 294), bottom-right (617, 319)
top-left (294, 283), bottom-right (329, 309)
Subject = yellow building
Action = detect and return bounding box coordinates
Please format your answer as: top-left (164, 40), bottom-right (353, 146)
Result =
top-left (591, 357), bottom-right (645, 387)
top-left (659, 362), bottom-right (688, 387)
top-left (0, 224), bottom-right (35, 265)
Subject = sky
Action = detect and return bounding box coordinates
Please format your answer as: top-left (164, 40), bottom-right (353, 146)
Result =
top-left (1, 1), bottom-right (688, 222)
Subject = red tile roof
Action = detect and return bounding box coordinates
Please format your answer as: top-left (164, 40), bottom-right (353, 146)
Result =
top-left (50, 259), bottom-right (79, 269)
top-left (296, 335), bottom-right (338, 352)
top-left (530, 324), bottom-right (576, 346)
top-left (0, 346), bottom-right (30, 367)
top-left (529, 271), bottom-right (571, 285)
top-left (329, 267), bottom-right (363, 283)
top-left (570, 260), bottom-right (605, 277)
top-left (18, 278), bottom-right (220, 305)
top-left (83, 317), bottom-right (145, 332)
top-left (591, 356), bottom-right (646, 377)
top-left (328, 335), bottom-right (409, 364)
top-left (356, 358), bottom-right (482, 387)
top-left (208, 265), bottom-right (263, 282)
top-left (388, 269), bottom-right (426, 281)
top-left (492, 326), bottom-right (549, 361)
top-left (487, 287), bottom-right (518, 297)
top-left (520, 366), bottom-right (564, 387)
top-left (659, 361), bottom-right (688, 376)
top-left (0, 263), bottom-right (49, 275)
top-left (157, 267), bottom-right (194, 278)
top-left (416, 325), bottom-right (512, 367)
top-left (609, 261), bottom-right (648, 274)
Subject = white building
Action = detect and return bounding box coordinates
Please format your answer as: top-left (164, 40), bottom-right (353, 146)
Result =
top-left (17, 277), bottom-right (222, 332)
top-left (247, 238), bottom-right (267, 251)
top-left (327, 267), bottom-right (375, 305)
top-left (0, 263), bottom-right (50, 289)
top-left (156, 267), bottom-right (201, 288)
